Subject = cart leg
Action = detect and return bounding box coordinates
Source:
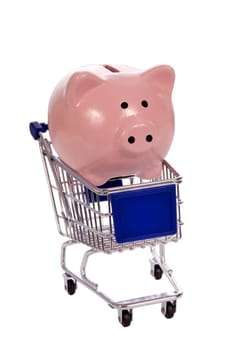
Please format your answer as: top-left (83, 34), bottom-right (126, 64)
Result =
top-left (61, 240), bottom-right (99, 291)
top-left (159, 243), bottom-right (165, 264)
top-left (150, 244), bottom-right (176, 285)
top-left (150, 244), bottom-right (165, 279)
top-left (149, 243), bottom-right (182, 319)
top-left (80, 249), bottom-right (98, 290)
top-left (61, 240), bottom-right (78, 271)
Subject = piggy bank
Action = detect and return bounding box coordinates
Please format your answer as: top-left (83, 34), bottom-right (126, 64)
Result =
top-left (48, 64), bottom-right (175, 186)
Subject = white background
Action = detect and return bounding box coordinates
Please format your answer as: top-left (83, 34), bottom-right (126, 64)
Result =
top-left (1, 0), bottom-right (234, 348)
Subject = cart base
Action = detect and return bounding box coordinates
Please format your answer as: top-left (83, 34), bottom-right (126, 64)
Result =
top-left (61, 240), bottom-right (182, 327)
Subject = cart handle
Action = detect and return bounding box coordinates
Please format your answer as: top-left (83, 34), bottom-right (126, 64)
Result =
top-left (29, 122), bottom-right (48, 140)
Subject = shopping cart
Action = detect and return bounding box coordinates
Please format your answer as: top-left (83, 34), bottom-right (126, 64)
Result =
top-left (30, 121), bottom-right (183, 327)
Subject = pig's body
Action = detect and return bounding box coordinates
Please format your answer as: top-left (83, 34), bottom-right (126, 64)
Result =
top-left (48, 64), bottom-right (175, 186)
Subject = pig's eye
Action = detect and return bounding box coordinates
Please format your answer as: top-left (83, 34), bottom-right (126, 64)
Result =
top-left (141, 100), bottom-right (148, 108)
top-left (121, 102), bottom-right (128, 109)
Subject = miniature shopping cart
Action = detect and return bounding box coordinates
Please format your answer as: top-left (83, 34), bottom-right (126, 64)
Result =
top-left (30, 121), bottom-right (183, 327)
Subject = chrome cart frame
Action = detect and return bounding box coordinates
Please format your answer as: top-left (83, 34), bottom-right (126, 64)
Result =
top-left (30, 122), bottom-right (183, 327)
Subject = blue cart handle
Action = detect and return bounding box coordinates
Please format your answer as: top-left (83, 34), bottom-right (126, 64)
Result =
top-left (29, 122), bottom-right (48, 140)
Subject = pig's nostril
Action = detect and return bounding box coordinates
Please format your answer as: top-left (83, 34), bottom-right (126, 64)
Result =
top-left (146, 134), bottom-right (153, 142)
top-left (128, 136), bottom-right (135, 144)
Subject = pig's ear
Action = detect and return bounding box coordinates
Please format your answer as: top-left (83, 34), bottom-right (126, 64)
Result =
top-left (142, 65), bottom-right (175, 95)
top-left (65, 72), bottom-right (104, 107)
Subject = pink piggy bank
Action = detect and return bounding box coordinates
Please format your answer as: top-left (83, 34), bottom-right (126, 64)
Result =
top-left (48, 64), bottom-right (175, 186)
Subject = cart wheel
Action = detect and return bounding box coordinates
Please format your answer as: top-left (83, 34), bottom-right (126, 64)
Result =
top-left (64, 275), bottom-right (77, 295)
top-left (153, 264), bottom-right (163, 280)
top-left (162, 301), bottom-right (176, 319)
top-left (119, 309), bottom-right (133, 327)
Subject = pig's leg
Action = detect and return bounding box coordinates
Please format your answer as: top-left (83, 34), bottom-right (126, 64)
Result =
top-left (138, 163), bottom-right (162, 180)
top-left (78, 169), bottom-right (108, 187)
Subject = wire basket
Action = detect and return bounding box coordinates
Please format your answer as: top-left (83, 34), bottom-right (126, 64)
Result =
top-left (39, 132), bottom-right (182, 253)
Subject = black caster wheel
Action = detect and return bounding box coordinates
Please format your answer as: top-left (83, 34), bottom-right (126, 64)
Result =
top-left (153, 264), bottom-right (163, 280)
top-left (162, 301), bottom-right (176, 319)
top-left (64, 274), bottom-right (77, 295)
top-left (119, 309), bottom-right (133, 327)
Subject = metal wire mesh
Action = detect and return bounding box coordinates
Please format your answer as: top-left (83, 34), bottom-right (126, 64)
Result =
top-left (40, 136), bottom-right (183, 253)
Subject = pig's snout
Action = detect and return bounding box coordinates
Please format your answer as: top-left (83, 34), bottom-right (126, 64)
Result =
top-left (128, 134), bottom-right (153, 144)
top-left (119, 123), bottom-right (156, 154)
